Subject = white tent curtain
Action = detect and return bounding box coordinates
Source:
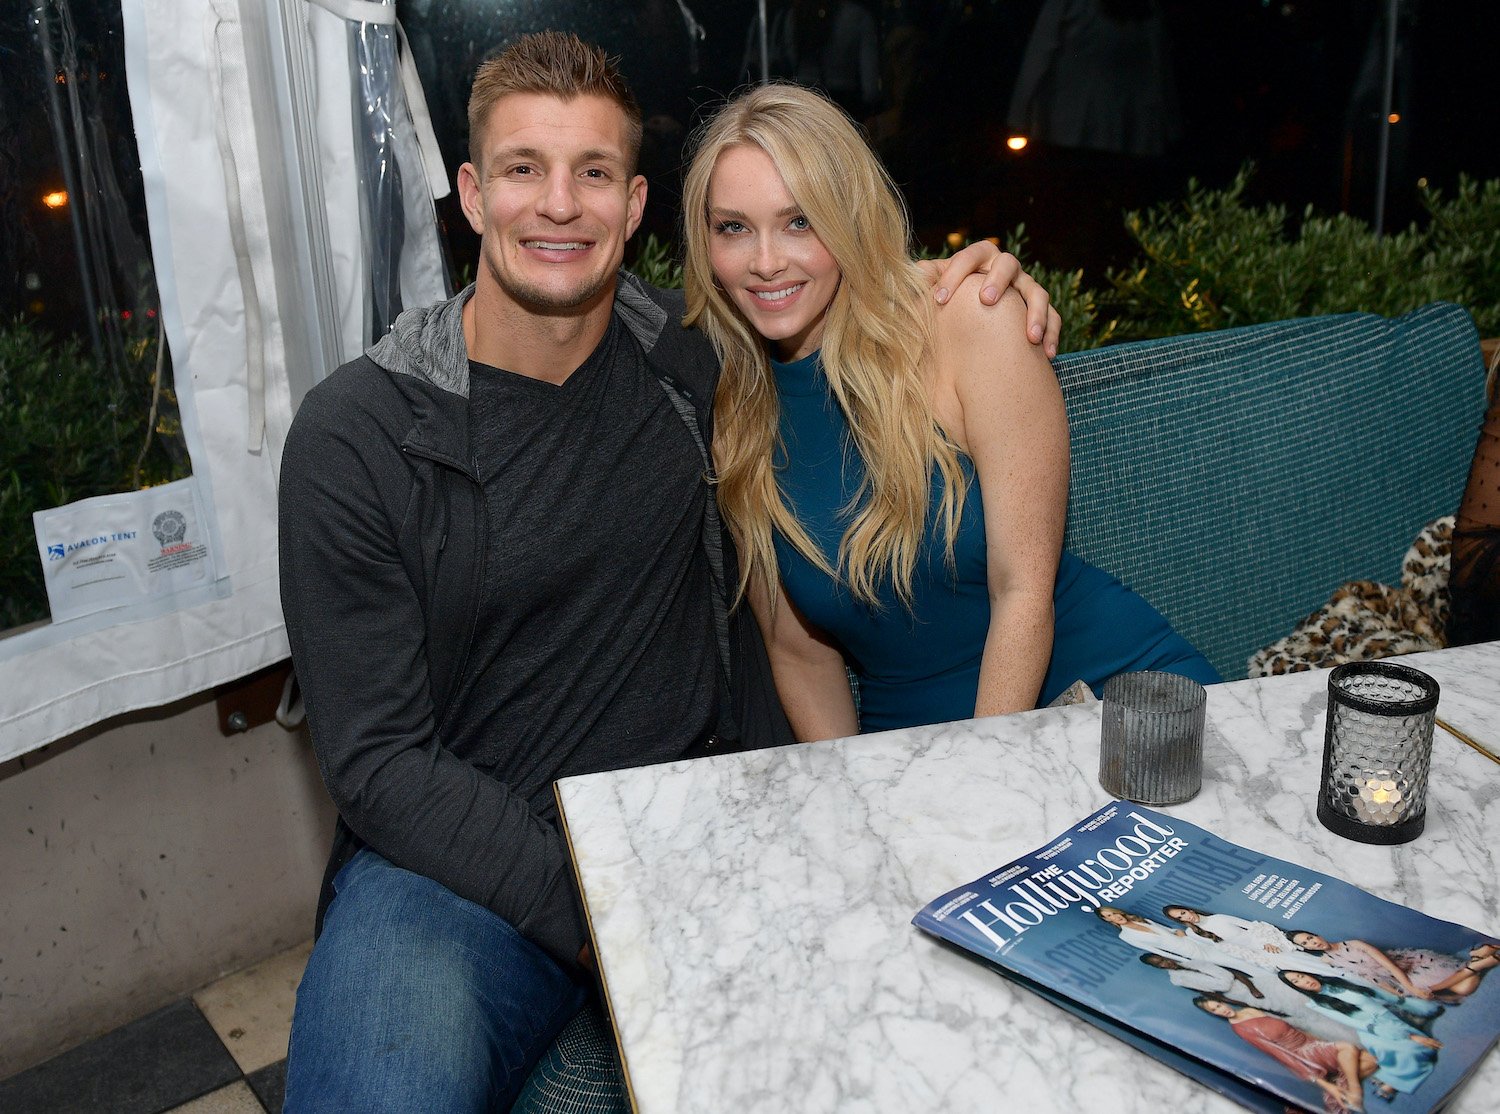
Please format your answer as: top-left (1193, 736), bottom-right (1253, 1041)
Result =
top-left (0, 0), bottom-right (447, 760)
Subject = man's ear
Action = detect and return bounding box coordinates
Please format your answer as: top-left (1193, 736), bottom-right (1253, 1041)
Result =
top-left (457, 162), bottom-right (485, 236)
top-left (625, 174), bottom-right (647, 240)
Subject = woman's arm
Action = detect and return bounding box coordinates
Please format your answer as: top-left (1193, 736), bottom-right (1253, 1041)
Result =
top-left (1346, 938), bottom-right (1427, 998)
top-left (746, 574), bottom-right (860, 743)
top-left (934, 280), bottom-right (1068, 716)
top-left (1331, 1043), bottom-right (1369, 1111)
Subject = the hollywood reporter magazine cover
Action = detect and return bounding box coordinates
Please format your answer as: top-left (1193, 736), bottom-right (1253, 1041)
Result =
top-left (913, 803), bottom-right (1500, 1113)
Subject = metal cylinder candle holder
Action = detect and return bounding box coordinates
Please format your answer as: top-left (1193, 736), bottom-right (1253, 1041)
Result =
top-left (1099, 671), bottom-right (1206, 805)
top-left (1317, 661), bottom-right (1439, 845)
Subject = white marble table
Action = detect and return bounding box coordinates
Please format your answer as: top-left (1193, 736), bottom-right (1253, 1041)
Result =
top-left (556, 643), bottom-right (1500, 1112)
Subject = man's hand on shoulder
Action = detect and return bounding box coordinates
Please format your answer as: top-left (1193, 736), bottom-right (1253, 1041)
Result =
top-left (916, 241), bottom-right (1061, 358)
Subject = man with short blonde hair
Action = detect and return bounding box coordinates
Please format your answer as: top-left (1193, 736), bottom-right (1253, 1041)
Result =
top-left (282, 33), bottom-right (787, 1110)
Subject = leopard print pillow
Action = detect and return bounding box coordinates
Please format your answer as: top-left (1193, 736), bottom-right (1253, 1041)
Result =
top-left (1247, 517), bottom-right (1452, 677)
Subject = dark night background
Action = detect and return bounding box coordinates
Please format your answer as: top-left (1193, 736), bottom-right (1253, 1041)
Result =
top-left (3, 1), bottom-right (1496, 337)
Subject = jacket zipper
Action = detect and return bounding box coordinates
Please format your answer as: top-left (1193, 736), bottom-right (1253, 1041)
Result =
top-left (400, 441), bottom-right (485, 720)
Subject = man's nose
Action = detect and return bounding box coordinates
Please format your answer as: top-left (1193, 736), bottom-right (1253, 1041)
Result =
top-left (539, 173), bottom-right (582, 221)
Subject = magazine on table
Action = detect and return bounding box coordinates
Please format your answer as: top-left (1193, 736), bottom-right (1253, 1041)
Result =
top-left (913, 803), bottom-right (1500, 1113)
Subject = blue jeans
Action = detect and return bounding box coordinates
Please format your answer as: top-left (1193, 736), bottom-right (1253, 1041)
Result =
top-left (283, 849), bottom-right (588, 1113)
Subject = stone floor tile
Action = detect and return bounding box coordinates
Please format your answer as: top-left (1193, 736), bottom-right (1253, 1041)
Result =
top-left (0, 999), bottom-right (240, 1113)
top-left (244, 1059), bottom-right (285, 1113)
top-left (160, 1080), bottom-right (267, 1113)
top-left (192, 940), bottom-right (312, 1074)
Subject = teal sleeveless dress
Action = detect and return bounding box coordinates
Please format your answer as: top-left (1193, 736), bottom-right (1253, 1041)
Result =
top-left (770, 351), bottom-right (1219, 732)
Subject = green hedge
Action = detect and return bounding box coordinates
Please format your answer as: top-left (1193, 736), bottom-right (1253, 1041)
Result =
top-left (0, 316), bottom-right (185, 629)
top-left (1037, 171), bottom-right (1500, 350)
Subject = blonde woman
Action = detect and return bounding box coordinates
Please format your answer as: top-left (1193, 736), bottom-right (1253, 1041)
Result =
top-left (1095, 905), bottom-right (1218, 966)
top-left (681, 83), bottom-right (1217, 739)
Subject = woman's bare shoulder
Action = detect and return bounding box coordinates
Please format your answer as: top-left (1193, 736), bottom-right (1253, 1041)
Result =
top-left (933, 276), bottom-right (1051, 391)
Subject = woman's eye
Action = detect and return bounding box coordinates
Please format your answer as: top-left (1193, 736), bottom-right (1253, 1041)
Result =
top-left (714, 220), bottom-right (745, 235)
top-left (789, 215), bottom-right (810, 231)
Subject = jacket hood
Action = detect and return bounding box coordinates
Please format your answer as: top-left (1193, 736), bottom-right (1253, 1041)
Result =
top-left (366, 273), bottom-right (672, 398)
top-left (366, 284), bottom-right (474, 397)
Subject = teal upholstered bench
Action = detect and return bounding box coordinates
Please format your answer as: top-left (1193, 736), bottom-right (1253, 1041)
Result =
top-left (511, 1003), bottom-right (627, 1113)
top-left (1056, 301), bottom-right (1489, 680)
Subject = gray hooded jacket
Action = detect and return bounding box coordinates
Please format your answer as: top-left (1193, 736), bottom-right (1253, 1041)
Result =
top-left (279, 274), bottom-right (791, 967)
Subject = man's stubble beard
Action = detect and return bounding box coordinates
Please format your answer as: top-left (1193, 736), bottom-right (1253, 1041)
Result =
top-left (488, 247), bottom-right (618, 315)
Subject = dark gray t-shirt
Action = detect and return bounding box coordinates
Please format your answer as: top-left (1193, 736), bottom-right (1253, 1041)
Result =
top-left (449, 313), bottom-right (719, 826)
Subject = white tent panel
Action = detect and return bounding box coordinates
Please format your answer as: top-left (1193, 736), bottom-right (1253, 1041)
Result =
top-left (0, 0), bottom-right (289, 759)
top-left (0, 0), bottom-right (447, 761)
top-left (306, 0), bottom-right (368, 361)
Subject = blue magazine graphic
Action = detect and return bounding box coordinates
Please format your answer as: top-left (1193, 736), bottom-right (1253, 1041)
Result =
top-left (913, 803), bottom-right (1500, 1113)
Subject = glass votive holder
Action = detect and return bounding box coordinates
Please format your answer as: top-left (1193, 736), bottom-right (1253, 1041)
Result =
top-left (1099, 671), bottom-right (1207, 805)
top-left (1317, 661), bottom-right (1439, 845)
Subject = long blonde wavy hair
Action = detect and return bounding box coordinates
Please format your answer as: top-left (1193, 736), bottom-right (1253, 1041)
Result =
top-left (682, 83), bottom-right (967, 609)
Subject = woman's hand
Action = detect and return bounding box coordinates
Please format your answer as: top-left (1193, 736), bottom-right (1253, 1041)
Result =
top-left (916, 242), bottom-right (1062, 357)
top-left (1314, 1075), bottom-right (1362, 1112)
